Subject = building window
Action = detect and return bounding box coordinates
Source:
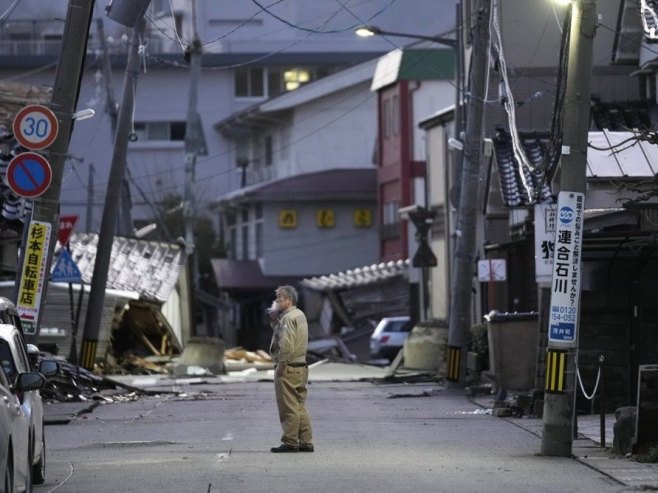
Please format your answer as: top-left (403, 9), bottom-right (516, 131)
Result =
top-left (282, 68), bottom-right (311, 91)
top-left (235, 67), bottom-right (265, 97)
top-left (392, 95), bottom-right (399, 135)
top-left (229, 227), bottom-right (237, 259)
top-left (255, 222), bottom-right (263, 257)
top-left (383, 201), bottom-right (399, 225)
top-left (235, 67), bottom-right (324, 98)
top-left (133, 122), bottom-right (186, 141)
top-left (382, 99), bottom-right (390, 139)
top-left (265, 135), bottom-right (273, 166)
top-left (241, 224), bottom-right (249, 260)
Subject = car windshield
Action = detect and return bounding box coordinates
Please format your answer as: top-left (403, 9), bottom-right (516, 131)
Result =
top-left (0, 339), bottom-right (16, 378)
top-left (383, 320), bottom-right (412, 333)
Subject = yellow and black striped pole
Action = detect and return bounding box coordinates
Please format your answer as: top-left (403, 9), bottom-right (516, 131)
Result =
top-left (79, 338), bottom-right (98, 370)
top-left (545, 349), bottom-right (567, 393)
top-left (447, 345), bottom-right (462, 382)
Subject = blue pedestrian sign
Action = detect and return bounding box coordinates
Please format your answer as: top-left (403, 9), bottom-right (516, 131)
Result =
top-left (51, 249), bottom-right (82, 283)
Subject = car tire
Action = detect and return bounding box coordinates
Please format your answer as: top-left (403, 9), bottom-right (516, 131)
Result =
top-left (4, 448), bottom-right (13, 493)
top-left (32, 431), bottom-right (45, 485)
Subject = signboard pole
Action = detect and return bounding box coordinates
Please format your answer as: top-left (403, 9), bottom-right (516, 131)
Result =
top-left (541, 0), bottom-right (597, 457)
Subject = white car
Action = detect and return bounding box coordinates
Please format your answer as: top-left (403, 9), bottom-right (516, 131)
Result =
top-left (0, 349), bottom-right (48, 492)
top-left (369, 316), bottom-right (414, 360)
top-left (0, 323), bottom-right (57, 487)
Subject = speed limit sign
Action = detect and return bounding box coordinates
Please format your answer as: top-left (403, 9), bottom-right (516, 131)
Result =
top-left (12, 104), bottom-right (59, 150)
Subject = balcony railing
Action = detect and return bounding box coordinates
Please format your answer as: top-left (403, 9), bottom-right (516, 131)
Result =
top-left (0, 39), bottom-right (63, 56)
top-left (0, 37), bottom-right (167, 57)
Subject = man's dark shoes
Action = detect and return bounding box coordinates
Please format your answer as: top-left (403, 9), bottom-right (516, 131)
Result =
top-left (299, 444), bottom-right (314, 452)
top-left (271, 444), bottom-right (299, 453)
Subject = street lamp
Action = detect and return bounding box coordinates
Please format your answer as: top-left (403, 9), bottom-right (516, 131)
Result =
top-left (356, 15), bottom-right (462, 325)
top-left (355, 25), bottom-right (457, 48)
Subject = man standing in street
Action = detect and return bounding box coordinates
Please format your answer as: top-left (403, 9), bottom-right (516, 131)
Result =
top-left (268, 285), bottom-right (314, 453)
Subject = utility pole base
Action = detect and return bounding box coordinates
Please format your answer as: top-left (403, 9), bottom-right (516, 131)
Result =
top-left (540, 393), bottom-right (573, 456)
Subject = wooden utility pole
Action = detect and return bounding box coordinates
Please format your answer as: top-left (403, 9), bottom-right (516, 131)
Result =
top-left (541, 0), bottom-right (597, 457)
top-left (446, 0), bottom-right (491, 385)
top-left (13, 0), bottom-right (94, 343)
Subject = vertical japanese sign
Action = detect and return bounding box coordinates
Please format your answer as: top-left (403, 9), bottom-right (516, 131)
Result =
top-left (534, 203), bottom-right (557, 284)
top-left (16, 220), bottom-right (52, 335)
top-left (548, 191), bottom-right (584, 346)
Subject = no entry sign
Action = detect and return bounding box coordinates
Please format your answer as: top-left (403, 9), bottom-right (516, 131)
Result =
top-left (12, 105), bottom-right (59, 151)
top-left (7, 152), bottom-right (53, 198)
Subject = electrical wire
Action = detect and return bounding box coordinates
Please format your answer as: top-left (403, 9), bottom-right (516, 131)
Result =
top-left (64, 32), bottom-right (441, 200)
top-left (490, 0), bottom-right (570, 204)
top-left (0, 0), bottom-right (21, 26)
top-left (250, 0), bottom-right (397, 34)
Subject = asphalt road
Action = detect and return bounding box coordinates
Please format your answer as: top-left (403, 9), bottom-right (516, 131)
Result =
top-left (34, 380), bottom-right (625, 493)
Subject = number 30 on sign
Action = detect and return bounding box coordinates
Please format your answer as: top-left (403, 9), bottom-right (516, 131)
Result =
top-left (12, 105), bottom-right (59, 151)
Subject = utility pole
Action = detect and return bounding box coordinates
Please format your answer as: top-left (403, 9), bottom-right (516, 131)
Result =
top-left (86, 163), bottom-right (94, 232)
top-left (80, 19), bottom-right (145, 370)
top-left (184, 0), bottom-right (202, 335)
top-left (541, 0), bottom-right (596, 457)
top-left (13, 0), bottom-right (94, 344)
top-left (97, 17), bottom-right (133, 236)
top-left (445, 0), bottom-right (491, 385)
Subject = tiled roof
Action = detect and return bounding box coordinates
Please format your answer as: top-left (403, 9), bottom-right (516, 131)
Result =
top-left (301, 259), bottom-right (408, 291)
top-left (590, 100), bottom-right (654, 131)
top-left (64, 233), bottom-right (187, 303)
top-left (494, 99), bottom-right (658, 207)
top-left (493, 128), bottom-right (554, 207)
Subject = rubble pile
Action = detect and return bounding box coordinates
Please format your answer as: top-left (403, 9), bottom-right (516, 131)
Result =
top-left (224, 347), bottom-right (274, 372)
top-left (37, 353), bottom-right (118, 402)
top-left (224, 347), bottom-right (272, 364)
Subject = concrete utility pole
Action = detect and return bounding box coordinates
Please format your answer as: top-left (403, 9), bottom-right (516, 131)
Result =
top-left (14, 0), bottom-right (94, 344)
top-left (97, 17), bottom-right (134, 236)
top-left (183, 0), bottom-right (202, 334)
top-left (446, 0), bottom-right (491, 385)
top-left (86, 163), bottom-right (94, 232)
top-left (541, 0), bottom-right (597, 457)
top-left (80, 20), bottom-right (145, 370)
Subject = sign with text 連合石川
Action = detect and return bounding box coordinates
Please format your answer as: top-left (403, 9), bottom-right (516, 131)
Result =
top-left (548, 191), bottom-right (584, 346)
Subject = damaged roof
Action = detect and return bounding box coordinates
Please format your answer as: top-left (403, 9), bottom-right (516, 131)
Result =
top-left (64, 233), bottom-right (188, 303)
top-left (494, 127), bottom-right (658, 207)
top-left (301, 259), bottom-right (408, 291)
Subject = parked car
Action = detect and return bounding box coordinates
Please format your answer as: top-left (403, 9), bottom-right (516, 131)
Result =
top-left (369, 316), bottom-right (414, 360)
top-left (0, 323), bottom-right (57, 487)
top-left (0, 352), bottom-right (48, 492)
